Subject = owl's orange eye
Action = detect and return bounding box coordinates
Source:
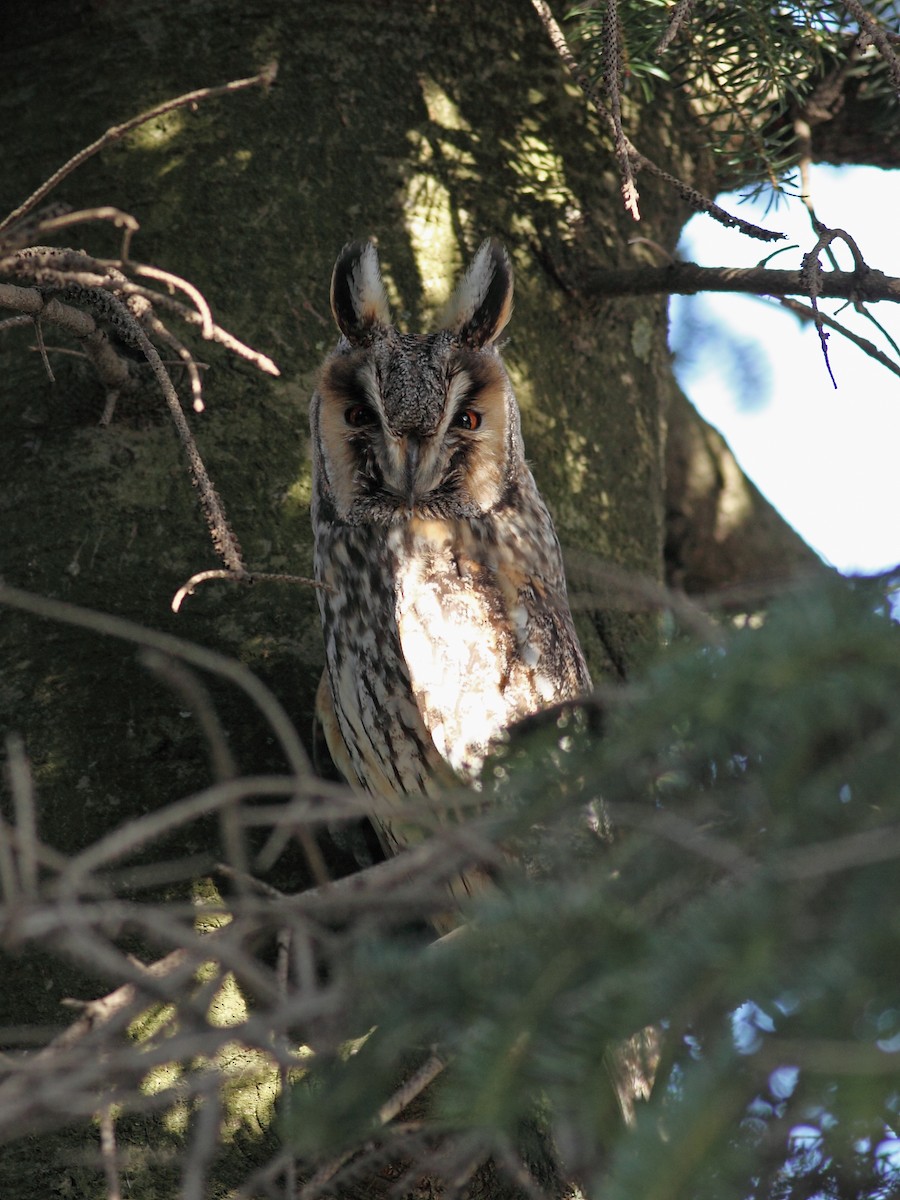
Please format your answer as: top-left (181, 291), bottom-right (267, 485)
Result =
top-left (345, 402), bottom-right (375, 428)
top-left (454, 408), bottom-right (482, 431)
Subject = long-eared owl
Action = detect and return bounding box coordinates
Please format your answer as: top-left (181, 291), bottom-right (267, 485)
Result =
top-left (310, 239), bottom-right (591, 858)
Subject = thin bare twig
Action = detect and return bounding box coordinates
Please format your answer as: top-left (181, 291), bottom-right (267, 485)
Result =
top-left (855, 297), bottom-right (900, 360)
top-left (171, 567), bottom-right (327, 614)
top-left (0, 313), bottom-right (32, 331)
top-left (99, 1106), bottom-right (123, 1200)
top-left (147, 653), bottom-right (239, 782)
top-left (182, 1077), bottom-right (223, 1200)
top-left (633, 156), bottom-right (786, 241)
top-left (29, 206), bottom-right (140, 257)
top-left (32, 316), bottom-right (54, 382)
top-left (773, 822), bottom-right (900, 882)
top-left (132, 262), bottom-right (214, 338)
top-left (233, 1149), bottom-right (303, 1200)
top-left (165, 293), bottom-right (281, 375)
top-left (141, 306), bottom-right (207, 411)
top-left (778, 296), bottom-right (900, 382)
top-left (103, 286), bottom-right (247, 569)
top-left (380, 1051), bottom-right (446, 1126)
top-left (274, 913), bottom-right (299, 1200)
top-left (297, 1053), bottom-right (447, 1199)
top-left (801, 224), bottom-right (872, 388)
top-left (57, 777), bottom-right (305, 896)
top-left (0, 817), bottom-right (19, 905)
top-left (0, 64), bottom-right (277, 238)
top-left (5, 733), bottom-right (39, 899)
top-left (99, 388), bottom-right (121, 425)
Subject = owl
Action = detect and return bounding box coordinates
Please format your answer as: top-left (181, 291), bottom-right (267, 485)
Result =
top-left (310, 238), bottom-right (591, 869)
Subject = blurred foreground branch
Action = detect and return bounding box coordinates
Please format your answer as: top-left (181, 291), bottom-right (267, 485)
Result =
top-left (2, 576), bottom-right (900, 1198)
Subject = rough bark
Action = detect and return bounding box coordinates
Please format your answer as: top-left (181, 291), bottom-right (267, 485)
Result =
top-left (800, 72), bottom-right (900, 170)
top-left (0, 0), bottom-right (836, 1195)
top-left (664, 387), bottom-right (827, 596)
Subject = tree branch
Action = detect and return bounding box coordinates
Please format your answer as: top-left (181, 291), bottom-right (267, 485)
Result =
top-left (778, 296), bottom-right (900, 382)
top-left (579, 261), bottom-right (900, 302)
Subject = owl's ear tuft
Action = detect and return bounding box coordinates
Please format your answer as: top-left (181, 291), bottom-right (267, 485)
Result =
top-left (330, 241), bottom-right (391, 341)
top-left (442, 239), bottom-right (513, 348)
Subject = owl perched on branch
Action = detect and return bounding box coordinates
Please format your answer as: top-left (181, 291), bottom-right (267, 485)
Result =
top-left (310, 238), bottom-right (591, 867)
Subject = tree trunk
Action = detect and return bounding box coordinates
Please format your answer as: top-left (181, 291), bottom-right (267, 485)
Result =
top-left (0, 1), bottom-right (819, 1195)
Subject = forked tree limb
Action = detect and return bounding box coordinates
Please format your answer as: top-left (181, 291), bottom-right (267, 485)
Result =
top-left (777, 296), bottom-right (900, 382)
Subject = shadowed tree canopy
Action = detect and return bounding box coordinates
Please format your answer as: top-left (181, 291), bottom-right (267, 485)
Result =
top-left (1, 2), bottom-right (899, 1198)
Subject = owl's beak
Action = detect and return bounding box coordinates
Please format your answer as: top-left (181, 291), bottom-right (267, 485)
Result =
top-left (404, 436), bottom-right (421, 508)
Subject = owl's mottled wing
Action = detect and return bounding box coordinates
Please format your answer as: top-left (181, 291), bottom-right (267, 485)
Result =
top-left (316, 661), bottom-right (490, 929)
top-left (315, 647), bottom-right (459, 858)
top-left (313, 668), bottom-right (355, 785)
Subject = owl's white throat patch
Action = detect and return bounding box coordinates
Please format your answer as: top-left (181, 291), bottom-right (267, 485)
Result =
top-left (387, 518), bottom-right (515, 778)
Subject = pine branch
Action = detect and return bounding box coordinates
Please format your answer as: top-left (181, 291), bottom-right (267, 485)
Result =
top-left (655, 0), bottom-right (694, 56)
top-left (602, 0), bottom-right (641, 219)
top-left (842, 0), bottom-right (900, 93)
top-left (529, 0), bottom-right (785, 240)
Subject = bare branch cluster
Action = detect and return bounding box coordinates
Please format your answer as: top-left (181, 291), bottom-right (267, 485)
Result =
top-left (0, 67), bottom-right (323, 611)
top-left (0, 63), bottom-right (277, 244)
top-left (3, 573), bottom-right (898, 1199)
top-left (0, 582), bottom-right (499, 1197)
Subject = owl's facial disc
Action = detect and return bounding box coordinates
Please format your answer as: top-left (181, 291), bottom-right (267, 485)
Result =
top-left (383, 356), bottom-right (509, 515)
top-left (317, 340), bottom-right (511, 521)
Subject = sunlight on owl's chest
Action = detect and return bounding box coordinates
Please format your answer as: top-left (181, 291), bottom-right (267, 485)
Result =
top-left (386, 517), bottom-right (556, 777)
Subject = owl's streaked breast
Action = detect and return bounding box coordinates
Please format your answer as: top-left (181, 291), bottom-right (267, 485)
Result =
top-left (390, 513), bottom-right (586, 779)
top-left (316, 489), bottom-right (591, 803)
top-left (315, 520), bottom-right (454, 804)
